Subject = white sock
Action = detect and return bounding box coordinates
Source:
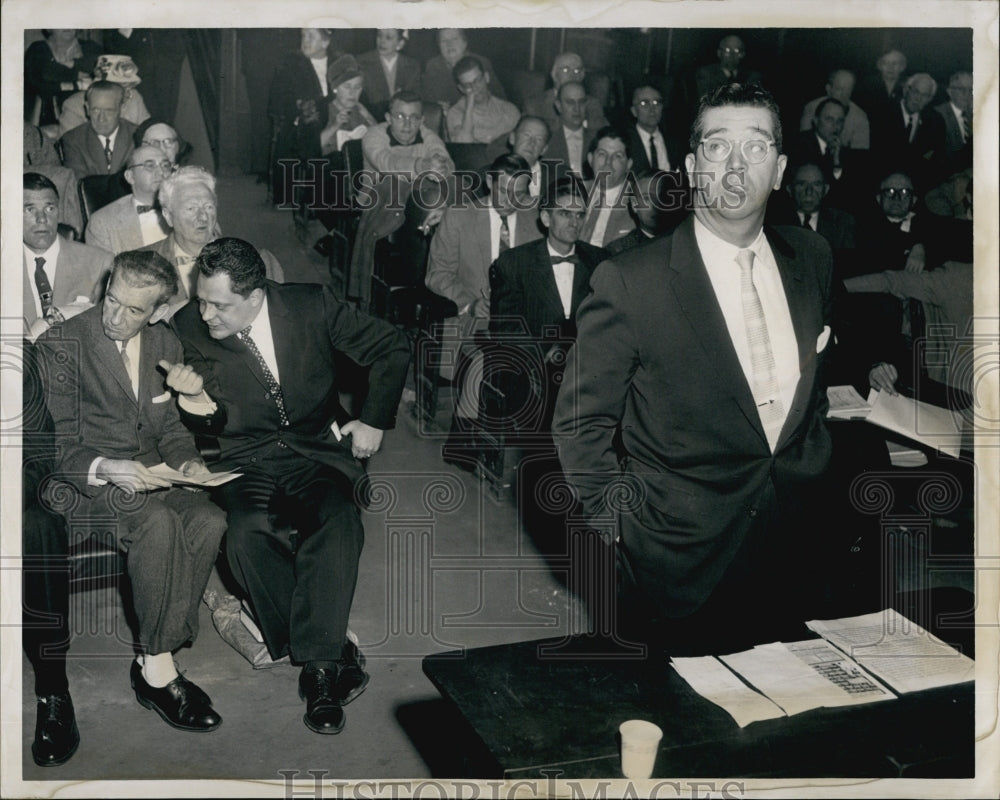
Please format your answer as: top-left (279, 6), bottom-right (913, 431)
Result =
top-left (140, 653), bottom-right (178, 688)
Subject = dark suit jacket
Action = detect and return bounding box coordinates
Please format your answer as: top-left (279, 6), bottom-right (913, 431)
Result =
top-left (692, 64), bottom-right (763, 103)
top-left (37, 305), bottom-right (200, 497)
top-left (357, 50), bottom-right (420, 120)
top-left (544, 125), bottom-right (595, 176)
top-left (552, 217), bottom-right (833, 617)
top-left (60, 119), bottom-right (138, 181)
top-left (171, 281), bottom-right (411, 486)
top-left (605, 227), bottom-right (656, 256)
top-left (625, 123), bottom-right (684, 176)
top-left (933, 101), bottom-right (972, 173)
top-left (869, 101), bottom-right (947, 186)
top-left (787, 130), bottom-right (870, 210)
top-left (23, 236), bottom-right (113, 328)
top-left (770, 205), bottom-right (856, 254)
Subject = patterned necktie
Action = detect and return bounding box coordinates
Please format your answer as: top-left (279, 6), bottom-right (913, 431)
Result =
top-left (499, 215), bottom-right (511, 254)
top-left (103, 136), bottom-right (113, 169)
top-left (737, 249), bottom-right (784, 450)
top-left (33, 257), bottom-right (54, 316)
top-left (960, 113), bottom-right (970, 143)
top-left (237, 326), bottom-right (289, 427)
top-left (908, 113), bottom-right (919, 144)
top-left (648, 135), bottom-right (659, 171)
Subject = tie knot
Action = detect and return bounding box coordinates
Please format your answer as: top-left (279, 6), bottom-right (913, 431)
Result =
top-left (34, 256), bottom-right (46, 271)
top-left (735, 249), bottom-right (756, 272)
top-left (238, 326), bottom-right (252, 340)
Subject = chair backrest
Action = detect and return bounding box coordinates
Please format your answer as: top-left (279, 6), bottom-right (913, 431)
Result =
top-left (446, 142), bottom-right (489, 173)
top-left (78, 173), bottom-right (129, 231)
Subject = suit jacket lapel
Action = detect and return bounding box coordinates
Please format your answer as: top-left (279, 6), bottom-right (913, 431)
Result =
top-left (530, 240), bottom-right (568, 322)
top-left (666, 219), bottom-right (762, 435)
top-left (91, 315), bottom-right (138, 404)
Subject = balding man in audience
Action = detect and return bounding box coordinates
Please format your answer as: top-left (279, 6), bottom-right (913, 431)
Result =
top-left (790, 98), bottom-right (866, 210)
top-left (870, 72), bottom-right (946, 188)
top-left (543, 82), bottom-right (596, 177)
top-left (693, 34), bottom-right (762, 102)
top-left (525, 52), bottom-right (608, 134)
top-left (23, 172), bottom-right (112, 341)
top-left (84, 145), bottom-right (170, 254)
top-left (626, 86), bottom-right (683, 176)
top-left (446, 56), bottom-right (519, 144)
top-left (60, 81), bottom-right (137, 181)
top-left (141, 166), bottom-right (284, 314)
top-left (799, 69), bottom-right (870, 150)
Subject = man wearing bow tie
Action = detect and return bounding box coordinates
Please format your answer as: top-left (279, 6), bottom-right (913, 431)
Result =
top-left (84, 145), bottom-right (170, 254)
top-left (139, 166), bottom-right (284, 316)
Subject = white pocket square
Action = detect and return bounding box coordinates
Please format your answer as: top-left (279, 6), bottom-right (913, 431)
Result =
top-left (816, 325), bottom-right (831, 353)
top-left (152, 391), bottom-right (172, 404)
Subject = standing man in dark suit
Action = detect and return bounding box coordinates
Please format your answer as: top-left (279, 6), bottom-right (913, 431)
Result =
top-left (59, 81), bottom-right (137, 181)
top-left (170, 238), bottom-right (411, 735)
top-left (37, 250), bottom-right (227, 733)
top-left (357, 29), bottom-right (420, 122)
top-left (692, 34), bottom-right (763, 104)
top-left (553, 84), bottom-right (834, 654)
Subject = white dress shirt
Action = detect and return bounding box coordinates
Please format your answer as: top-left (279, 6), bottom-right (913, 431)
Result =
top-left (637, 125), bottom-right (669, 171)
top-left (309, 56), bottom-right (329, 97)
top-left (135, 197), bottom-right (168, 246)
top-left (547, 242), bottom-right (575, 318)
top-left (488, 205), bottom-right (517, 263)
top-left (586, 179), bottom-right (627, 247)
top-left (563, 126), bottom-right (584, 175)
top-left (694, 218), bottom-right (800, 443)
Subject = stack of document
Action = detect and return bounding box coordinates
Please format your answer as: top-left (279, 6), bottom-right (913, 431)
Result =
top-left (672, 608), bottom-right (974, 727)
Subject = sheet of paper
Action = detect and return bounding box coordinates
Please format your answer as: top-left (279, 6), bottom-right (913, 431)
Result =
top-left (147, 463), bottom-right (242, 488)
top-left (720, 641), bottom-right (895, 717)
top-left (670, 655), bottom-right (786, 728)
top-left (826, 385), bottom-right (872, 419)
top-left (807, 609), bottom-right (975, 694)
top-left (865, 389), bottom-right (965, 458)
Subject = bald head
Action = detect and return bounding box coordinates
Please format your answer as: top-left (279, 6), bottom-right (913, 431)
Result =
top-left (551, 52), bottom-right (585, 88)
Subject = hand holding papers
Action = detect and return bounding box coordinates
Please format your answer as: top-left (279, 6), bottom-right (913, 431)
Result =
top-left (147, 462), bottom-right (242, 488)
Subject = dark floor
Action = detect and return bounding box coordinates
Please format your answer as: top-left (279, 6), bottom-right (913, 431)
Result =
top-left (16, 174), bottom-right (978, 788)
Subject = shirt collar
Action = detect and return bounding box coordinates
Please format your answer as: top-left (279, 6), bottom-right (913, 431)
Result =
top-left (547, 241), bottom-right (576, 260)
top-left (693, 215), bottom-right (766, 264)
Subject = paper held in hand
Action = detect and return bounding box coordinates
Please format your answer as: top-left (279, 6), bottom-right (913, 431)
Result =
top-left (147, 462), bottom-right (242, 488)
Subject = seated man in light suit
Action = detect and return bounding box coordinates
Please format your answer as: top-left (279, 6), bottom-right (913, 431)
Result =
top-left (171, 237), bottom-right (411, 735)
top-left (140, 165), bottom-right (284, 315)
top-left (84, 145), bottom-right (170, 254)
top-left (425, 153), bottom-right (542, 465)
top-left (59, 80), bottom-right (137, 181)
top-left (23, 172), bottom-right (112, 342)
top-left (37, 250), bottom-right (227, 733)
top-left (580, 127), bottom-right (637, 248)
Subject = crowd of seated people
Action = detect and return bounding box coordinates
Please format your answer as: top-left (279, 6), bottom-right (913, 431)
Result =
top-left (20, 27), bottom-right (978, 767)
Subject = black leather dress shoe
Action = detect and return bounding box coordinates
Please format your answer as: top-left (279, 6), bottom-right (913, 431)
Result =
top-left (130, 661), bottom-right (222, 732)
top-left (32, 693), bottom-right (79, 767)
top-left (335, 643), bottom-right (371, 706)
top-left (298, 666), bottom-right (346, 734)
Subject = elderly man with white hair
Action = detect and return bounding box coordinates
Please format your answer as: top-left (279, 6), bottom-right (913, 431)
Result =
top-left (139, 166), bottom-right (284, 315)
top-left (870, 71), bottom-right (947, 189)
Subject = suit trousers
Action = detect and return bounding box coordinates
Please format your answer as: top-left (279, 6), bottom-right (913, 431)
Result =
top-left (71, 485), bottom-right (225, 655)
top-left (22, 504), bottom-right (71, 696)
top-left (215, 444), bottom-right (363, 663)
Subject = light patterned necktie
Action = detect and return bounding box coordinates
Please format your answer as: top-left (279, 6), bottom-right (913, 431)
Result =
top-left (237, 326), bottom-right (289, 427)
top-left (737, 249), bottom-right (784, 450)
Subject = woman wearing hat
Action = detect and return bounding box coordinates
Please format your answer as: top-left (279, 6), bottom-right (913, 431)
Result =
top-left (320, 54), bottom-right (377, 156)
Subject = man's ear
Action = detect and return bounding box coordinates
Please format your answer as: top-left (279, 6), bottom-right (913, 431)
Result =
top-left (161, 205), bottom-right (174, 228)
top-left (684, 152), bottom-right (696, 174)
top-left (148, 303), bottom-right (171, 325)
top-left (124, 167), bottom-right (136, 188)
top-left (249, 287), bottom-right (266, 307)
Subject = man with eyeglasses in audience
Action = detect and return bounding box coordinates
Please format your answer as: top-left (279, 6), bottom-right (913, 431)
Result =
top-left (85, 145), bottom-right (170, 254)
top-left (446, 55), bottom-right (519, 144)
top-left (626, 86), bottom-right (683, 177)
top-left (693, 34), bottom-right (763, 103)
top-left (362, 89), bottom-right (454, 180)
top-left (526, 52), bottom-right (608, 135)
top-left (554, 83), bottom-right (834, 655)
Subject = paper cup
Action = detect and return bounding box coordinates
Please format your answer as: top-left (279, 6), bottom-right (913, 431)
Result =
top-left (619, 719), bottom-right (663, 779)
